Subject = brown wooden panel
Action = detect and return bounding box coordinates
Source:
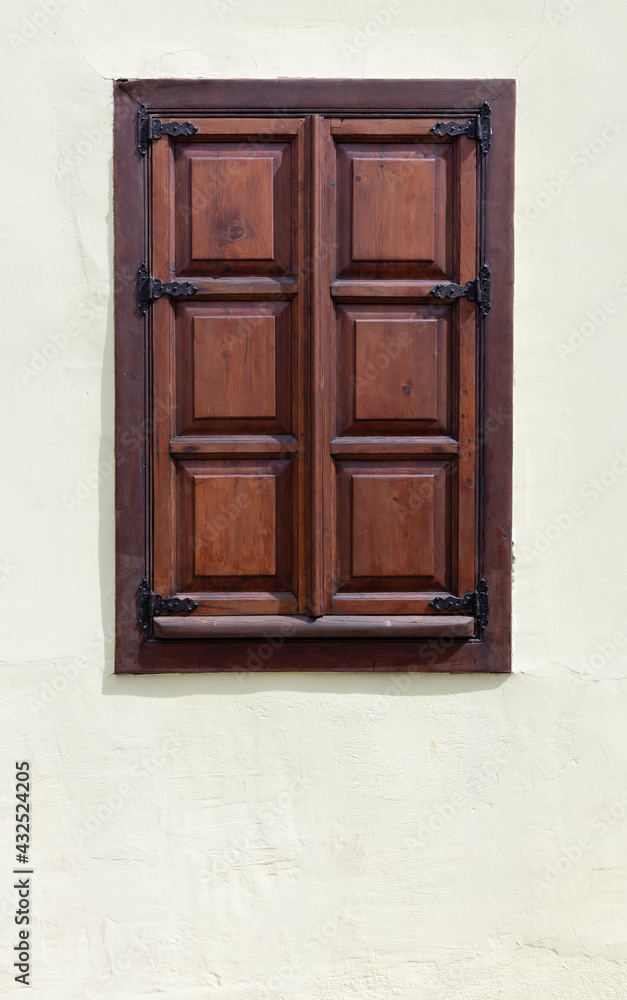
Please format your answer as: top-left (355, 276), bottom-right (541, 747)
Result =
top-left (193, 313), bottom-right (276, 419)
top-left (352, 157), bottom-right (435, 263)
top-left (175, 301), bottom-right (292, 436)
top-left (354, 319), bottom-right (437, 421)
top-left (336, 304), bottom-right (451, 437)
top-left (335, 460), bottom-right (451, 598)
top-left (194, 474), bottom-right (276, 577)
top-left (352, 474), bottom-right (437, 578)
top-left (190, 155), bottom-right (274, 262)
top-left (175, 139), bottom-right (293, 277)
top-left (175, 458), bottom-right (294, 594)
top-left (335, 140), bottom-right (453, 280)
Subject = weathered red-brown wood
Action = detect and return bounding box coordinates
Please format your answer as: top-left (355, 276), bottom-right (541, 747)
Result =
top-left (114, 79), bottom-right (515, 673)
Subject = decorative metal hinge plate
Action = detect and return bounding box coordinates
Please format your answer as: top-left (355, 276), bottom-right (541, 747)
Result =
top-left (429, 264), bottom-right (491, 317)
top-left (428, 579), bottom-right (488, 631)
top-left (139, 579), bottom-right (199, 630)
top-left (138, 263), bottom-right (198, 315)
top-left (137, 104), bottom-right (198, 155)
top-left (430, 101), bottom-right (492, 155)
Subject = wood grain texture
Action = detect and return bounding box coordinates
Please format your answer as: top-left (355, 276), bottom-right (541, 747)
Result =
top-left (330, 437), bottom-right (458, 457)
top-left (176, 301), bottom-right (292, 436)
top-left (190, 155), bottom-right (275, 261)
top-left (152, 614), bottom-right (475, 639)
top-left (331, 280), bottom-right (453, 300)
top-left (175, 139), bottom-right (292, 278)
top-left (193, 474), bottom-right (277, 577)
top-left (175, 458), bottom-right (294, 593)
top-left (113, 84), bottom-right (148, 673)
top-left (336, 460), bottom-right (451, 596)
top-left (352, 157), bottom-right (435, 262)
top-left (192, 312), bottom-right (277, 420)
top-left (335, 139), bottom-right (452, 281)
top-left (118, 78), bottom-right (514, 114)
top-left (354, 319), bottom-right (438, 421)
top-left (336, 306), bottom-right (450, 435)
top-left (351, 473), bottom-right (439, 579)
top-left (169, 435), bottom-right (299, 456)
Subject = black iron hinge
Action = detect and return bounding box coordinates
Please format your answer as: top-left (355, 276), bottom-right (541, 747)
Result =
top-left (429, 264), bottom-right (491, 317)
top-left (430, 101), bottom-right (492, 155)
top-left (428, 579), bottom-right (488, 631)
top-left (137, 104), bottom-right (198, 155)
top-left (138, 263), bottom-right (198, 315)
top-left (139, 579), bottom-right (199, 630)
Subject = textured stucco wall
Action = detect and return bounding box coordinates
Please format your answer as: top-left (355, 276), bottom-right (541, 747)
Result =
top-left (2, 0), bottom-right (627, 996)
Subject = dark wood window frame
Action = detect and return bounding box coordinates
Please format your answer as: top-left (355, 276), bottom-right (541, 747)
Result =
top-left (114, 78), bottom-right (514, 674)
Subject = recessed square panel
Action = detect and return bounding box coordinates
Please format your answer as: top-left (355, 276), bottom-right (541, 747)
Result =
top-left (335, 460), bottom-right (451, 592)
top-left (336, 304), bottom-right (450, 436)
top-left (175, 459), bottom-right (294, 593)
top-left (191, 156), bottom-right (275, 261)
top-left (352, 474), bottom-right (437, 577)
top-left (354, 319), bottom-right (438, 422)
top-left (175, 141), bottom-right (293, 277)
top-left (176, 301), bottom-right (292, 436)
top-left (193, 314), bottom-right (276, 419)
top-left (334, 140), bottom-right (453, 280)
top-left (352, 157), bottom-right (435, 262)
top-left (194, 474), bottom-right (276, 577)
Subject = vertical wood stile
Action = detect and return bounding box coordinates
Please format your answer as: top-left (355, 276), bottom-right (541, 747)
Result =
top-left (309, 115), bottom-right (326, 615)
top-left (151, 136), bottom-right (177, 598)
top-left (456, 137), bottom-right (478, 598)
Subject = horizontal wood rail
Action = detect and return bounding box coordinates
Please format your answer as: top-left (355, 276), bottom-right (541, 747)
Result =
top-left (152, 614), bottom-right (475, 639)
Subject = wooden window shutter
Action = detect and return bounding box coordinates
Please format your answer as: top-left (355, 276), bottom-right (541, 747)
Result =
top-left (114, 80), bottom-right (514, 673)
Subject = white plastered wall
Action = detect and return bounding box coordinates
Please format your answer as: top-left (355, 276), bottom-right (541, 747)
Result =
top-left (2, 0), bottom-right (627, 997)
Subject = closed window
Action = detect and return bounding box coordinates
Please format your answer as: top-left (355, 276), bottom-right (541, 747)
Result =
top-left (114, 79), bottom-right (514, 672)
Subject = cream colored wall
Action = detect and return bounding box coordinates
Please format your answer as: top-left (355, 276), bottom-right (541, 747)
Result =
top-left (2, 0), bottom-right (627, 996)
